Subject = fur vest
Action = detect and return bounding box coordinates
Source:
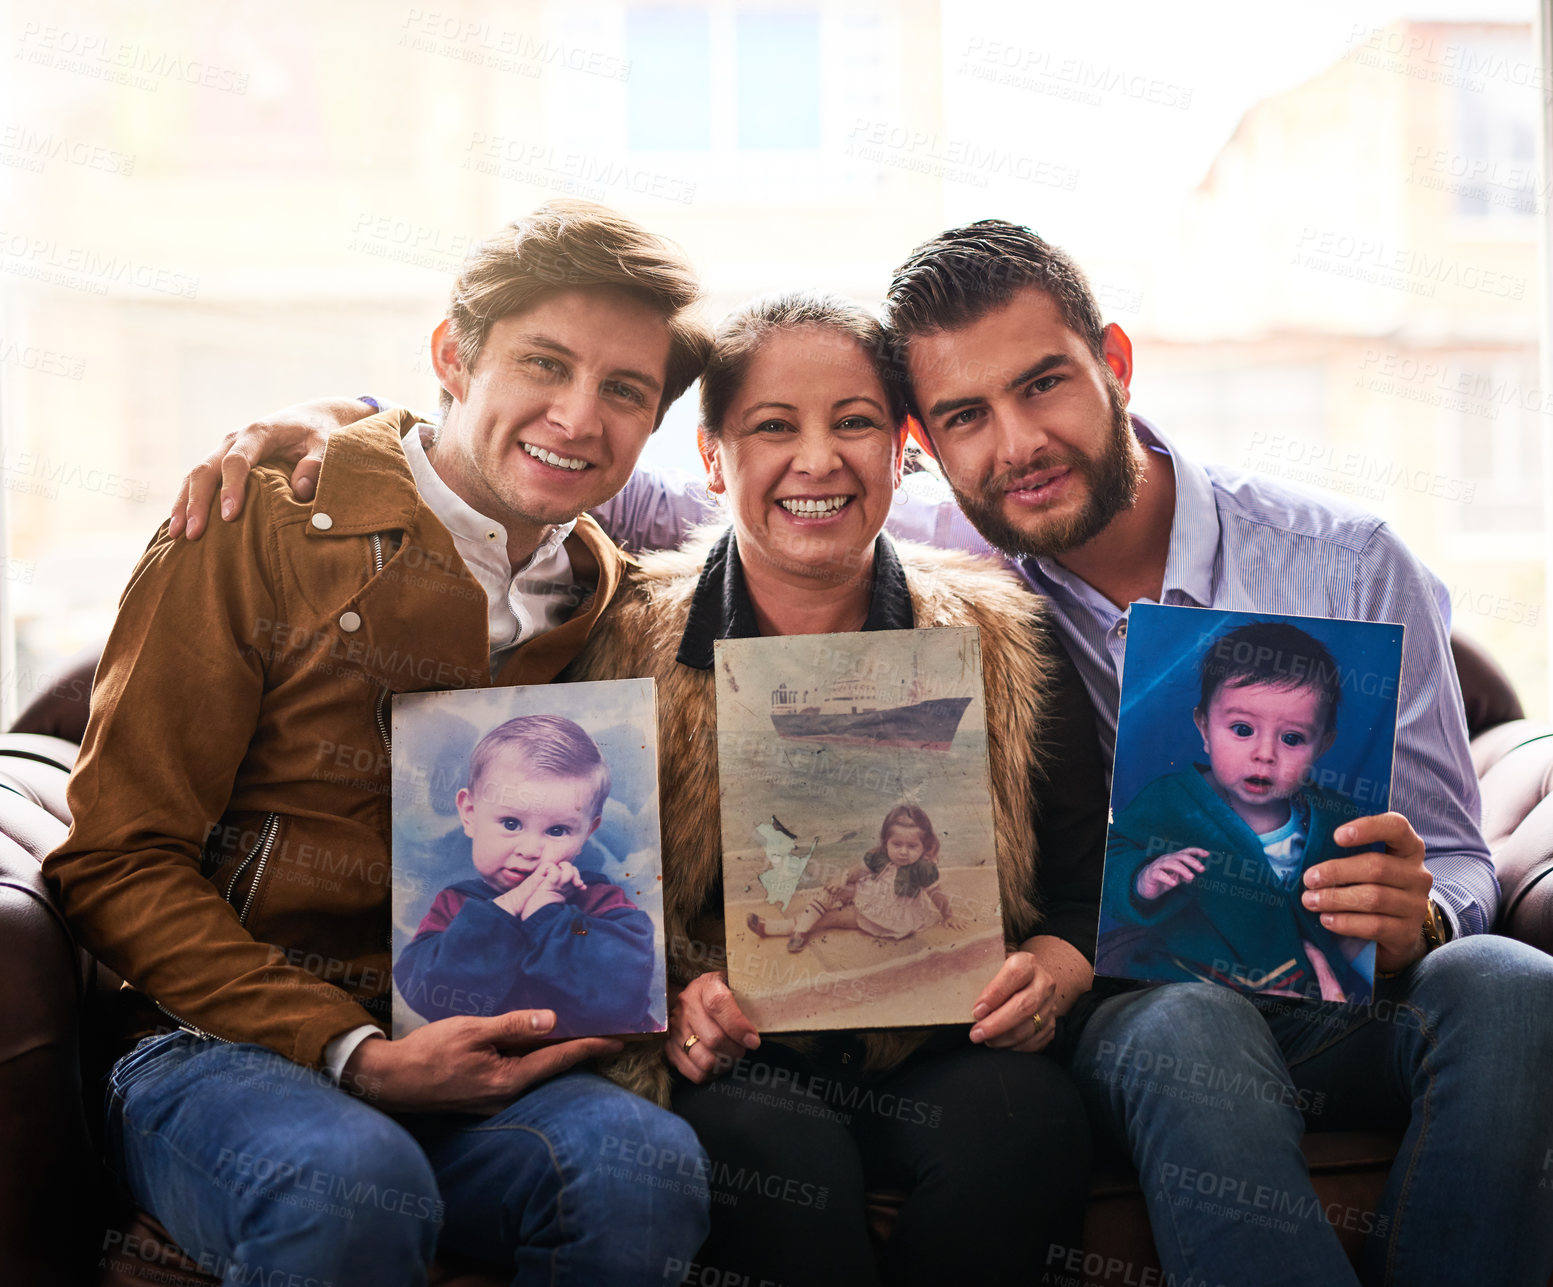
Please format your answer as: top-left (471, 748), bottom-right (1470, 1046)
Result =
top-left (563, 531), bottom-right (1058, 1106)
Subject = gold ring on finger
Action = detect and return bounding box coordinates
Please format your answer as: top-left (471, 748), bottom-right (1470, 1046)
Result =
top-left (683, 1033), bottom-right (700, 1053)
top-left (1031, 1012), bottom-right (1044, 1031)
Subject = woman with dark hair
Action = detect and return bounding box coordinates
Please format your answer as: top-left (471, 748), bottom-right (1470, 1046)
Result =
top-left (564, 290), bottom-right (1111, 1286)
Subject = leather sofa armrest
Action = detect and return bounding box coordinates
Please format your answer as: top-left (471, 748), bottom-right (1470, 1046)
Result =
top-left (0, 828), bottom-right (104, 1284)
top-left (1491, 796), bottom-right (1553, 955)
top-left (1470, 719), bottom-right (1553, 955)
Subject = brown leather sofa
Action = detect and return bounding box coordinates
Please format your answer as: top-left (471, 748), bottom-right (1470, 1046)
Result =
top-left (3, 635), bottom-right (1550, 1287)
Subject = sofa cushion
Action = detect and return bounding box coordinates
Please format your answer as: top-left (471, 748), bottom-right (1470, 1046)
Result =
top-left (8, 646), bottom-right (99, 746)
top-left (0, 785), bottom-right (68, 866)
top-left (1450, 634), bottom-right (1525, 738)
top-left (1474, 721), bottom-right (1553, 844)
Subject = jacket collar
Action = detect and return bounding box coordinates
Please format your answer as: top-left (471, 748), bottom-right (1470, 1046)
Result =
top-left (675, 529), bottom-right (913, 671)
top-left (306, 408), bottom-right (424, 539)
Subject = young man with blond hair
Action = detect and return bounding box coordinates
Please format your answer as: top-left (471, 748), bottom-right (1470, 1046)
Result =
top-left (45, 201), bottom-right (713, 1287)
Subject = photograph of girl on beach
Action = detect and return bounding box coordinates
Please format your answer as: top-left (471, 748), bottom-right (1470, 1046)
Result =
top-left (715, 627), bottom-right (1006, 1031)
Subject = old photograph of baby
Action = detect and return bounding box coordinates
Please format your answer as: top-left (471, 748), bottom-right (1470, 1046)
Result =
top-left (1097, 605), bottom-right (1405, 1004)
top-left (715, 627), bottom-right (1006, 1032)
top-left (389, 679), bottom-right (666, 1040)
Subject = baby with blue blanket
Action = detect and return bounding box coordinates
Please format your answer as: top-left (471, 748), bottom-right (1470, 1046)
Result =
top-left (1102, 621), bottom-right (1372, 1001)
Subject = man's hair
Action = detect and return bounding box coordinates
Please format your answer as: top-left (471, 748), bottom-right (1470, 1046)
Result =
top-left (441, 199), bottom-right (712, 426)
top-left (698, 290), bottom-right (908, 436)
top-left (883, 219), bottom-right (1107, 419)
top-left (467, 714), bottom-right (612, 820)
top-left (1197, 622), bottom-right (1342, 735)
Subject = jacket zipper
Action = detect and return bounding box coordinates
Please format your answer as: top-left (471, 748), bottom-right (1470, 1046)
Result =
top-left (152, 999), bottom-right (229, 1043)
top-left (369, 532), bottom-right (391, 752)
top-left (152, 805), bottom-right (277, 1040)
top-left (222, 810), bottom-right (281, 925)
top-left (370, 531), bottom-right (393, 959)
top-left (237, 812), bottom-right (282, 925)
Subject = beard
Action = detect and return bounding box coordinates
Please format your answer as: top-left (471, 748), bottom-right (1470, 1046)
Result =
top-left (948, 377), bottom-right (1141, 560)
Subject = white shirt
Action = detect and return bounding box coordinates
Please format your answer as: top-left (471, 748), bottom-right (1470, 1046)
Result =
top-left (402, 421), bottom-right (577, 676)
top-left (323, 421), bottom-right (581, 1084)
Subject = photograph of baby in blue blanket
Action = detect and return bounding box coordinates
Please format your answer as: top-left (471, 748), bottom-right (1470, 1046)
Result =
top-left (1098, 612), bottom-right (1401, 1002)
top-left (391, 692), bottom-right (664, 1043)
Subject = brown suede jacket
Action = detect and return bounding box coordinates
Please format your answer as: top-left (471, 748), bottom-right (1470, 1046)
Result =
top-left (42, 409), bottom-right (631, 1070)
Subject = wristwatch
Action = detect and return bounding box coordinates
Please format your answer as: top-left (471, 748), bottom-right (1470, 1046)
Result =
top-left (1421, 898), bottom-right (1452, 952)
top-left (1377, 899), bottom-right (1451, 979)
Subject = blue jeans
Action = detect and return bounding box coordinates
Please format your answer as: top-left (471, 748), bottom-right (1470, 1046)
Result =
top-left (1072, 935), bottom-right (1553, 1286)
top-left (105, 1032), bottom-right (710, 1287)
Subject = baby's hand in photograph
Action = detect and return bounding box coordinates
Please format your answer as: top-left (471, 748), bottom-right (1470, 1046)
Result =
top-left (517, 862), bottom-right (583, 920)
top-left (492, 880), bottom-right (537, 918)
top-left (492, 862), bottom-right (579, 919)
top-left (1136, 848), bottom-right (1209, 901)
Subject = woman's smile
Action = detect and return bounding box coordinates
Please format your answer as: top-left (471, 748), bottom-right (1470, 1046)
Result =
top-left (774, 494), bottom-right (856, 521)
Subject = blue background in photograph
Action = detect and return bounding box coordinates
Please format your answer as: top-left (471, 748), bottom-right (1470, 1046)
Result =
top-left (1110, 605), bottom-right (1405, 818)
top-left (389, 679), bottom-right (665, 1033)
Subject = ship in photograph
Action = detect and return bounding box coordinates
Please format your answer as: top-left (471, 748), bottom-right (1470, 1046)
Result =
top-left (769, 674), bottom-right (973, 751)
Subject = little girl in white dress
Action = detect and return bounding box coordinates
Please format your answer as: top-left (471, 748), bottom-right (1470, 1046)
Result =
top-left (748, 803), bottom-right (962, 953)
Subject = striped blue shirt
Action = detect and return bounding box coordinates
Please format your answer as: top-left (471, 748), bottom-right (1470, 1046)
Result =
top-left (593, 415), bottom-right (1497, 936)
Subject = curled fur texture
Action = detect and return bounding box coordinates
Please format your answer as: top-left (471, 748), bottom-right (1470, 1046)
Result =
top-left (564, 531), bottom-right (1057, 1105)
